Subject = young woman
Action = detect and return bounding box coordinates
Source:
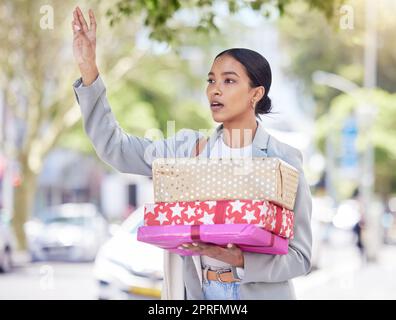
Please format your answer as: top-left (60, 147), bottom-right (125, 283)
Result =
top-left (71, 7), bottom-right (312, 300)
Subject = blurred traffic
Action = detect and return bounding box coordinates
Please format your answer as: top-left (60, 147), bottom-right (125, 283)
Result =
top-left (25, 203), bottom-right (108, 262)
top-left (94, 205), bottom-right (163, 300)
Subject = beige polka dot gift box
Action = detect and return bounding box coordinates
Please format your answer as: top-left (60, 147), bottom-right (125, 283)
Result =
top-left (152, 157), bottom-right (299, 211)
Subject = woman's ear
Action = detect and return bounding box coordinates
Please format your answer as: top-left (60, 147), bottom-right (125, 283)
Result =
top-left (253, 86), bottom-right (265, 101)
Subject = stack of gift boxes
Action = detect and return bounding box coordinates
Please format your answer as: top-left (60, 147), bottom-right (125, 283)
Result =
top-left (137, 157), bottom-right (299, 256)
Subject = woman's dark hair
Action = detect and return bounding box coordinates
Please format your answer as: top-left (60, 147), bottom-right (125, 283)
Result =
top-left (215, 48), bottom-right (272, 118)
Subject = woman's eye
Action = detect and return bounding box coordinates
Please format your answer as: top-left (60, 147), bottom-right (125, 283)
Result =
top-left (206, 78), bottom-right (235, 84)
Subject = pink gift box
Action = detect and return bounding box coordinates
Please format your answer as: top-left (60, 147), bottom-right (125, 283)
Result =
top-left (137, 224), bottom-right (288, 256)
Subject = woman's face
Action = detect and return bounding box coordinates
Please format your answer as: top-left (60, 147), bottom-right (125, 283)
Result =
top-left (206, 54), bottom-right (263, 123)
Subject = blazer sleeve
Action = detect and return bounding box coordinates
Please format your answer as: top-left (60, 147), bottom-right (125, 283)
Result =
top-left (72, 75), bottom-right (198, 176)
top-left (241, 148), bottom-right (313, 283)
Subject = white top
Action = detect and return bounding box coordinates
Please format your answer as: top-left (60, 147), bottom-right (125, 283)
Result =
top-left (209, 133), bottom-right (253, 159)
top-left (200, 133), bottom-right (253, 277)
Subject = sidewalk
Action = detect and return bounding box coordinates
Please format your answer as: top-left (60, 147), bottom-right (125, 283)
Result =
top-left (293, 243), bottom-right (396, 299)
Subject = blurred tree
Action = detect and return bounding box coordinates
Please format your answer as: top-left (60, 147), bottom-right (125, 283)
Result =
top-left (315, 90), bottom-right (396, 198)
top-left (278, 0), bottom-right (396, 199)
top-left (0, 0), bottom-right (84, 249)
top-left (105, 0), bottom-right (345, 45)
top-left (278, 0), bottom-right (396, 118)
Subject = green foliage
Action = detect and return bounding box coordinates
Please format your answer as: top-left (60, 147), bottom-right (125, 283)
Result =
top-left (57, 121), bottom-right (96, 155)
top-left (278, 0), bottom-right (396, 117)
top-left (316, 89), bottom-right (396, 196)
top-left (278, 0), bottom-right (396, 196)
top-left (104, 0), bottom-right (345, 44)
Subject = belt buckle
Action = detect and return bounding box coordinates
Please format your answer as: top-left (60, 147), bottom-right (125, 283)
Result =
top-left (215, 269), bottom-right (231, 283)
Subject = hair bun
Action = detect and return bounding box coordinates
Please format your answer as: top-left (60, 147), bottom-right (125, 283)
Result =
top-left (255, 95), bottom-right (272, 116)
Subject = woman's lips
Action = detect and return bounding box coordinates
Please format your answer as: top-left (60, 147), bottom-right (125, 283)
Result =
top-left (210, 103), bottom-right (224, 111)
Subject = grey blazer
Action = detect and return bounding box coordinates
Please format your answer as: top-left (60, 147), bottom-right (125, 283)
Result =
top-left (72, 75), bottom-right (313, 300)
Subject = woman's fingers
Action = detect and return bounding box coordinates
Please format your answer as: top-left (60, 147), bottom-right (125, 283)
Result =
top-left (177, 242), bottom-right (242, 266)
top-left (72, 20), bottom-right (78, 35)
top-left (179, 243), bottom-right (200, 251)
top-left (76, 6), bottom-right (89, 33)
top-left (73, 9), bottom-right (80, 27)
top-left (73, 9), bottom-right (82, 32)
top-left (72, 18), bottom-right (81, 33)
top-left (179, 242), bottom-right (217, 253)
top-left (89, 9), bottom-right (97, 33)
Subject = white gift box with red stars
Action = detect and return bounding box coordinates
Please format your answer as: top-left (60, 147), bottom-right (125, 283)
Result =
top-left (143, 199), bottom-right (294, 239)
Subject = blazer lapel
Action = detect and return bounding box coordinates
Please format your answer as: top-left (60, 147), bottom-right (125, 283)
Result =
top-left (252, 120), bottom-right (271, 157)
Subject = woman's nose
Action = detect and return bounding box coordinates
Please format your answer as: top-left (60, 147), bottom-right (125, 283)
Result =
top-left (209, 85), bottom-right (222, 96)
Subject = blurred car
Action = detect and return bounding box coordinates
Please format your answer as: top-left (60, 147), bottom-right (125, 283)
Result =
top-left (0, 210), bottom-right (14, 273)
top-left (25, 203), bottom-right (109, 262)
top-left (93, 205), bottom-right (164, 300)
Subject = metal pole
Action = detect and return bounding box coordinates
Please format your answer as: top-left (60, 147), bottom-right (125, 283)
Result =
top-left (325, 134), bottom-right (337, 205)
top-left (361, 0), bottom-right (379, 262)
top-left (364, 0), bottom-right (377, 89)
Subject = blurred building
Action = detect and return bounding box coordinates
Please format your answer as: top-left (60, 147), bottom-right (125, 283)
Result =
top-left (35, 148), bottom-right (153, 222)
top-left (35, 148), bottom-right (104, 216)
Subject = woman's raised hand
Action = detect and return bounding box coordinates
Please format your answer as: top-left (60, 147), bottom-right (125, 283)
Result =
top-left (72, 6), bottom-right (99, 86)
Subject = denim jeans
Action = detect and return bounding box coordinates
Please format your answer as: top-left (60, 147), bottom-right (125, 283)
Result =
top-left (202, 280), bottom-right (241, 300)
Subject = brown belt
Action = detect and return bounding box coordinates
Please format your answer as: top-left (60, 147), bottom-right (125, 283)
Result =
top-left (206, 269), bottom-right (241, 283)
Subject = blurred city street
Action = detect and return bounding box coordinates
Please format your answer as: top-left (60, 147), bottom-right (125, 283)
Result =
top-left (1, 0), bottom-right (396, 301)
top-left (0, 258), bottom-right (97, 300)
top-left (294, 241), bottom-right (396, 300)
top-left (1, 228), bottom-right (395, 300)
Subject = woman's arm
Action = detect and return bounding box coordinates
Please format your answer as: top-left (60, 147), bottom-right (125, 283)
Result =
top-left (71, 7), bottom-right (154, 175)
top-left (72, 75), bottom-right (165, 176)
top-left (71, 7), bottom-right (198, 176)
